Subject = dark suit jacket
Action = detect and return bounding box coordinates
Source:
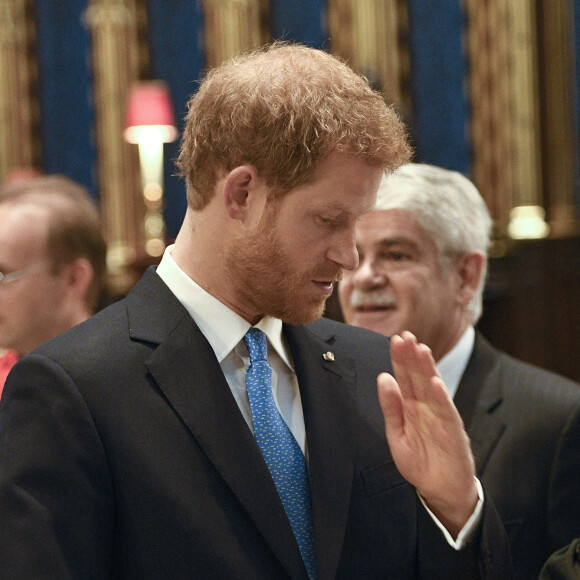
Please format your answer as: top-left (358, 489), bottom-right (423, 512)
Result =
top-left (0, 270), bottom-right (511, 579)
top-left (454, 332), bottom-right (580, 580)
top-left (539, 538), bottom-right (580, 580)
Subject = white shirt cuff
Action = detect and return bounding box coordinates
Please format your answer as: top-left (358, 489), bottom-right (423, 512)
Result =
top-left (418, 477), bottom-right (484, 550)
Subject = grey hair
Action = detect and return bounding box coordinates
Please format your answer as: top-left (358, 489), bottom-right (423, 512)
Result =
top-left (375, 163), bottom-right (492, 324)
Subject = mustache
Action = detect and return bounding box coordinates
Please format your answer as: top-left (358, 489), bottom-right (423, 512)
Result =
top-left (349, 288), bottom-right (397, 309)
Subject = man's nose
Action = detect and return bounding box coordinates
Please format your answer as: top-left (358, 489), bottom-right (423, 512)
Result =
top-left (327, 229), bottom-right (359, 271)
top-left (352, 257), bottom-right (386, 289)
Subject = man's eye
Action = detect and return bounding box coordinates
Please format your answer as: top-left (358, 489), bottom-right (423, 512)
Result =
top-left (380, 251), bottom-right (408, 262)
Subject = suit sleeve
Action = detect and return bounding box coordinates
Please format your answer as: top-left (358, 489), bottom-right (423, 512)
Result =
top-left (0, 354), bottom-right (114, 579)
top-left (416, 486), bottom-right (513, 579)
top-left (547, 402), bottom-right (580, 550)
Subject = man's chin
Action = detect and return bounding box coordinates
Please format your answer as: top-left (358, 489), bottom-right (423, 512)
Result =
top-left (275, 298), bottom-right (327, 326)
top-left (350, 311), bottom-right (397, 336)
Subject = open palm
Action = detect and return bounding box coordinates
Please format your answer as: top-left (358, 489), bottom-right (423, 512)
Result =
top-left (378, 331), bottom-right (478, 537)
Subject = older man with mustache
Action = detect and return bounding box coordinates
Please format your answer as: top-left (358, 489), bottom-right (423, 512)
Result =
top-left (338, 162), bottom-right (580, 580)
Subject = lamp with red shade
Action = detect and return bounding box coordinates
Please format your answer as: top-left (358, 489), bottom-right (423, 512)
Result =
top-left (124, 80), bottom-right (178, 258)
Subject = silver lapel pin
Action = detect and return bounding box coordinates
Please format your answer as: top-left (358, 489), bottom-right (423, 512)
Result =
top-left (322, 351), bottom-right (335, 361)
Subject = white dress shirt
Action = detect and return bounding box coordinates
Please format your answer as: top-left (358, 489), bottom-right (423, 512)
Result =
top-left (155, 245), bottom-right (307, 455)
top-left (437, 326), bottom-right (475, 400)
top-left (155, 244), bottom-right (482, 549)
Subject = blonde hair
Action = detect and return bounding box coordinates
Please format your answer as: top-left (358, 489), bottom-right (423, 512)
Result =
top-left (177, 42), bottom-right (411, 209)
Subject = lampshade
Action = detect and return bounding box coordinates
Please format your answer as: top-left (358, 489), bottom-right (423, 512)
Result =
top-left (124, 80), bottom-right (178, 143)
top-left (508, 205), bottom-right (550, 239)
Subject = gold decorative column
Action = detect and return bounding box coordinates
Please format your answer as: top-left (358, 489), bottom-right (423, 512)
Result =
top-left (203, 0), bottom-right (269, 68)
top-left (537, 0), bottom-right (579, 237)
top-left (328, 0), bottom-right (410, 114)
top-left (0, 0), bottom-right (39, 181)
top-left (84, 0), bottom-right (145, 291)
top-left (465, 0), bottom-right (543, 236)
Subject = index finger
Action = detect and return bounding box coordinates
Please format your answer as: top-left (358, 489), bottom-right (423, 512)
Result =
top-left (390, 331), bottom-right (441, 401)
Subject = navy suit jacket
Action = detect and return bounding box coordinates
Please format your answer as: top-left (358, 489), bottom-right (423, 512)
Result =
top-left (0, 270), bottom-right (511, 578)
top-left (454, 332), bottom-right (580, 579)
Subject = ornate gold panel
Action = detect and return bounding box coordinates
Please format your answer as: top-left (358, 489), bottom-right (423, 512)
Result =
top-left (537, 0), bottom-right (579, 236)
top-left (465, 0), bottom-right (543, 235)
top-left (203, 0), bottom-right (269, 68)
top-left (327, 0), bottom-right (410, 116)
top-left (84, 0), bottom-right (146, 291)
top-left (0, 0), bottom-right (39, 182)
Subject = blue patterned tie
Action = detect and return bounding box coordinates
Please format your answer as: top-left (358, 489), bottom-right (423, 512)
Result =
top-left (243, 328), bottom-right (318, 579)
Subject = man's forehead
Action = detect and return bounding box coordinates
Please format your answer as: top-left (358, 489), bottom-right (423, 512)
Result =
top-left (357, 212), bottom-right (429, 248)
top-left (4, 201), bottom-right (49, 219)
top-left (0, 204), bottom-right (50, 243)
top-left (359, 207), bottom-right (419, 229)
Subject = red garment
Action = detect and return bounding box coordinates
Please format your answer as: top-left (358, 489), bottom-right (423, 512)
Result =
top-left (0, 350), bottom-right (19, 398)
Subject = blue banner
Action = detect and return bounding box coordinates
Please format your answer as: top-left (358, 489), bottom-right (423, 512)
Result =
top-left (270, 0), bottom-right (327, 48)
top-left (35, 0), bottom-right (96, 198)
top-left (407, 0), bottom-right (469, 174)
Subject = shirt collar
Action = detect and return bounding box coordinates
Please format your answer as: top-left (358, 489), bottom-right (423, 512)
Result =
top-left (437, 326), bottom-right (475, 400)
top-left (155, 245), bottom-right (293, 369)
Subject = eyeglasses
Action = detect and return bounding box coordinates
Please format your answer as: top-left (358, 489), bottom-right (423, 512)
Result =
top-left (0, 262), bottom-right (49, 287)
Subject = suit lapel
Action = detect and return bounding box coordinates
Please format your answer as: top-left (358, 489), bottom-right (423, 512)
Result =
top-left (126, 270), bottom-right (307, 579)
top-left (285, 323), bottom-right (358, 580)
top-left (455, 333), bottom-right (506, 474)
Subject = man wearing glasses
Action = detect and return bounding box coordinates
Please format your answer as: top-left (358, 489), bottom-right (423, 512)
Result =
top-left (0, 175), bottom-right (107, 395)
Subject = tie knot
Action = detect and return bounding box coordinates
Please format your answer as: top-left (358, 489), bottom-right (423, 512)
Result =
top-left (244, 328), bottom-right (268, 363)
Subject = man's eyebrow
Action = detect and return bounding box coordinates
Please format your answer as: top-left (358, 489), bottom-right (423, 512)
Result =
top-left (317, 203), bottom-right (357, 214)
top-left (375, 237), bottom-right (418, 251)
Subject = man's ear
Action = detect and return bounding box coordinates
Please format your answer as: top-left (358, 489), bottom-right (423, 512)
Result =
top-left (222, 165), bottom-right (262, 221)
top-left (61, 257), bottom-right (94, 304)
top-left (455, 251), bottom-right (485, 305)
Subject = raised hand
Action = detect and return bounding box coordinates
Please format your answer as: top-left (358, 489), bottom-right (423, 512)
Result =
top-left (377, 331), bottom-right (478, 537)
